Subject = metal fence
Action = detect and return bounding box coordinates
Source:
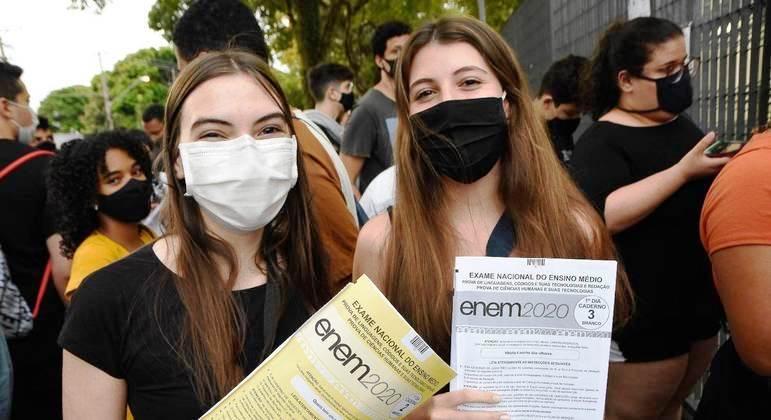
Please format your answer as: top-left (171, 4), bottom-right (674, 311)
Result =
top-left (502, 0), bottom-right (771, 140)
top-left (501, 0), bottom-right (769, 414)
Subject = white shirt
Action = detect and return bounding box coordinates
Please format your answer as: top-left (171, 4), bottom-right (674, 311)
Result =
top-left (359, 166), bottom-right (395, 219)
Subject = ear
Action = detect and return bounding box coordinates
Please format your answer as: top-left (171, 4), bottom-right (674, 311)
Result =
top-left (503, 95), bottom-right (512, 120)
top-left (617, 70), bottom-right (634, 93)
top-left (173, 154), bottom-right (185, 181)
top-left (326, 86), bottom-right (339, 102)
top-left (374, 55), bottom-right (385, 71)
top-left (0, 98), bottom-right (13, 119)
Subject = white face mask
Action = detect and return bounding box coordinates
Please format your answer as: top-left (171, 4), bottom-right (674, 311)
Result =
top-left (8, 101), bottom-right (38, 144)
top-left (179, 134), bottom-right (298, 232)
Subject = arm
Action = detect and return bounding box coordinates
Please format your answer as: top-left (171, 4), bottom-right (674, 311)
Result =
top-left (46, 234), bottom-right (70, 303)
top-left (63, 350), bottom-right (126, 420)
top-left (604, 132), bottom-right (729, 234)
top-left (352, 213), bottom-right (390, 289)
top-left (341, 154), bottom-right (365, 198)
top-left (711, 246), bottom-right (771, 375)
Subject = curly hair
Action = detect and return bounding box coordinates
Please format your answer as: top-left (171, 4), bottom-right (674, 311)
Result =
top-left (48, 129), bottom-right (153, 258)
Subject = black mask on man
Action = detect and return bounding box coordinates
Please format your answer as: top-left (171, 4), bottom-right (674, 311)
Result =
top-left (384, 58), bottom-right (398, 79)
top-left (96, 178), bottom-right (152, 223)
top-left (410, 95), bottom-right (508, 184)
top-left (547, 117), bottom-right (581, 140)
top-left (339, 91), bottom-right (355, 112)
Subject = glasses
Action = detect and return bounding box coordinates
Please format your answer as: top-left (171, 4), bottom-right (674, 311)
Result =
top-left (636, 57), bottom-right (701, 84)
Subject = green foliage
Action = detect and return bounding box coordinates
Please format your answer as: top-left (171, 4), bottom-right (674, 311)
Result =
top-left (145, 1), bottom-right (519, 100)
top-left (38, 85), bottom-right (91, 132)
top-left (42, 46), bottom-right (176, 134)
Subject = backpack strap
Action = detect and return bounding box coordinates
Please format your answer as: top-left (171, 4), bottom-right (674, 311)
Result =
top-left (0, 150), bottom-right (55, 181)
top-left (1, 150), bottom-right (55, 319)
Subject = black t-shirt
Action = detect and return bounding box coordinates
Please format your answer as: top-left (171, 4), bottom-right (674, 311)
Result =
top-left (571, 118), bottom-right (719, 327)
top-left (58, 245), bottom-right (309, 420)
top-left (0, 140), bottom-right (62, 319)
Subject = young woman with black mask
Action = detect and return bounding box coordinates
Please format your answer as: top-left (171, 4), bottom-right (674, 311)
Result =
top-left (48, 130), bottom-right (155, 301)
top-left (59, 51), bottom-right (330, 419)
top-left (354, 16), bottom-right (633, 419)
top-left (571, 17), bottom-right (729, 419)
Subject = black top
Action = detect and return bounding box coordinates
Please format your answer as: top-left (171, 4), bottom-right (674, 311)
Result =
top-left (58, 246), bottom-right (309, 420)
top-left (0, 140), bottom-right (62, 319)
top-left (571, 118), bottom-right (718, 326)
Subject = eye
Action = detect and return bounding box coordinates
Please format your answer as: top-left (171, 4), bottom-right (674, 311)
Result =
top-left (257, 124), bottom-right (288, 138)
top-left (107, 176), bottom-right (121, 185)
top-left (199, 131), bottom-right (226, 140)
top-left (131, 166), bottom-right (145, 177)
top-left (414, 89), bottom-right (434, 100)
top-left (460, 78), bottom-right (481, 87)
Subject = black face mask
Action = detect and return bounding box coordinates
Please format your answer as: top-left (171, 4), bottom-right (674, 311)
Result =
top-left (410, 96), bottom-right (508, 184)
top-left (339, 91), bottom-right (355, 112)
top-left (547, 117), bottom-right (581, 139)
top-left (96, 178), bottom-right (152, 223)
top-left (621, 68), bottom-right (693, 114)
top-left (384, 58), bottom-right (398, 79)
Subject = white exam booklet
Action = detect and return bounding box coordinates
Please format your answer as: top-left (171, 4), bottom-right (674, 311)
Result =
top-left (451, 256), bottom-right (617, 420)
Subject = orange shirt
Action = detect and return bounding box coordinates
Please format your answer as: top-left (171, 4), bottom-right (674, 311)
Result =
top-left (701, 131), bottom-right (771, 255)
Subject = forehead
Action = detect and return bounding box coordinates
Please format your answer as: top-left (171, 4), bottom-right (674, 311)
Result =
top-left (386, 34), bottom-right (411, 51)
top-left (103, 148), bottom-right (136, 170)
top-left (180, 73), bottom-right (282, 126)
top-left (409, 41), bottom-right (493, 82)
top-left (646, 35), bottom-right (686, 66)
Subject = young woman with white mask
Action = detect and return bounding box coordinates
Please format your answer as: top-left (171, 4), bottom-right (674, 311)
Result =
top-left (59, 51), bottom-right (330, 420)
top-left (354, 16), bottom-right (633, 419)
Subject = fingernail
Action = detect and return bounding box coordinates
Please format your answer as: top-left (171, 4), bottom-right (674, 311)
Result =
top-left (490, 394), bottom-right (502, 403)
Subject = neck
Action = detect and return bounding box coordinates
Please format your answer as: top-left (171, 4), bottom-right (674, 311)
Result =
top-left (0, 121), bottom-right (16, 140)
top-left (98, 215), bottom-right (143, 251)
top-left (444, 162), bottom-right (505, 222)
top-left (614, 98), bottom-right (675, 126)
top-left (314, 101), bottom-right (341, 122)
top-left (203, 212), bottom-right (266, 290)
top-left (374, 74), bottom-right (396, 101)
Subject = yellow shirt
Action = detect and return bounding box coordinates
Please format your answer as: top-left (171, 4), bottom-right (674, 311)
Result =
top-left (66, 227), bottom-right (155, 300)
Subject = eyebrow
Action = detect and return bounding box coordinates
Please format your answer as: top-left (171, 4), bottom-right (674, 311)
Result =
top-left (409, 65), bottom-right (489, 90)
top-left (190, 112), bottom-right (286, 130)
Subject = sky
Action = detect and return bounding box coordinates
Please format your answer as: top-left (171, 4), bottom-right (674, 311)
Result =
top-left (0, 0), bottom-right (169, 109)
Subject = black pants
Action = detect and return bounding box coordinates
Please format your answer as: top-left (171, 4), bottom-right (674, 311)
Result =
top-left (8, 314), bottom-right (64, 420)
top-left (695, 339), bottom-right (771, 420)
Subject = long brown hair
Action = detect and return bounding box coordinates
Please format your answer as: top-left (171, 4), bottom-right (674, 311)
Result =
top-left (384, 16), bottom-right (632, 360)
top-left (159, 50), bottom-right (329, 404)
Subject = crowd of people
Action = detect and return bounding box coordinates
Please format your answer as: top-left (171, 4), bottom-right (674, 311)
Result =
top-left (0, 0), bottom-right (768, 419)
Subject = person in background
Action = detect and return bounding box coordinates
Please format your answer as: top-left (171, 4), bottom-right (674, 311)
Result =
top-left (0, 60), bottom-right (70, 420)
top-left (696, 127), bottom-right (771, 419)
top-left (532, 55), bottom-right (589, 165)
top-left (47, 130), bottom-right (155, 301)
top-left (172, 0), bottom-right (358, 293)
top-left (571, 17), bottom-right (729, 420)
top-left (60, 50), bottom-right (331, 420)
top-left (305, 63), bottom-right (356, 152)
top-left (354, 16), bottom-right (632, 418)
top-left (341, 21), bottom-right (411, 196)
top-left (32, 116), bottom-right (56, 151)
top-left (141, 104), bottom-right (164, 163)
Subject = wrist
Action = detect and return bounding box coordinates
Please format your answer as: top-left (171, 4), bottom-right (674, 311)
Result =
top-left (670, 161), bottom-right (690, 184)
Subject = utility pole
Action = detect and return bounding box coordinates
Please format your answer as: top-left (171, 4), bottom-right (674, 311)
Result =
top-left (98, 53), bottom-right (114, 129)
top-left (0, 35), bottom-right (7, 60)
top-left (477, 0), bottom-right (486, 23)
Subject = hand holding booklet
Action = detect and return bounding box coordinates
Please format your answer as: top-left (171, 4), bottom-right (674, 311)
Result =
top-left (201, 276), bottom-right (455, 419)
top-left (451, 257), bottom-right (618, 420)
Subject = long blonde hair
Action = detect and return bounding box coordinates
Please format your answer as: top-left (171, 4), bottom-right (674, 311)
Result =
top-left (384, 16), bottom-right (632, 360)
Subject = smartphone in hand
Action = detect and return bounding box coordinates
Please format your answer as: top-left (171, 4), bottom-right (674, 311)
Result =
top-left (704, 139), bottom-right (747, 157)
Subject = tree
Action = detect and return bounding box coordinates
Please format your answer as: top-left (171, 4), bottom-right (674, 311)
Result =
top-left (76, 47), bottom-right (176, 133)
top-left (38, 85), bottom-right (92, 132)
top-left (81, 1), bottom-right (521, 107)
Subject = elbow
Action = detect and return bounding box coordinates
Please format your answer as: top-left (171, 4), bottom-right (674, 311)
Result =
top-left (733, 336), bottom-right (771, 376)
